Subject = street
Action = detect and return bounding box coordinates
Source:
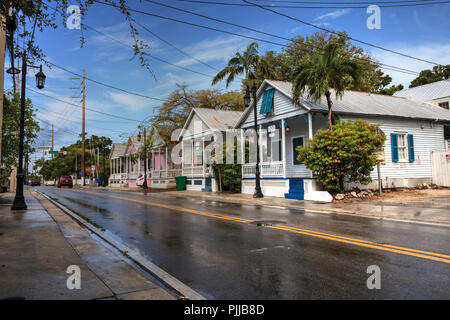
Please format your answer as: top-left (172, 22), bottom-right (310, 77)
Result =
top-left (35, 186), bottom-right (450, 300)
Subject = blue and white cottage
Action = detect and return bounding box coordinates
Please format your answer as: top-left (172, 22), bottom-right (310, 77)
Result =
top-left (235, 80), bottom-right (450, 201)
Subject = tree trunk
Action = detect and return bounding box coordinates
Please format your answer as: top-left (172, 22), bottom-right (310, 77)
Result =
top-left (325, 91), bottom-right (333, 132)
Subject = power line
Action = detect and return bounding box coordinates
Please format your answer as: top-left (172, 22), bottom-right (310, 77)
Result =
top-left (173, 0), bottom-right (450, 8)
top-left (82, 23), bottom-right (214, 78)
top-left (243, 0), bottom-right (442, 65)
top-left (252, 0), bottom-right (437, 3)
top-left (27, 87), bottom-right (142, 123)
top-left (94, 0), bottom-right (421, 77)
top-left (128, 17), bottom-right (220, 72)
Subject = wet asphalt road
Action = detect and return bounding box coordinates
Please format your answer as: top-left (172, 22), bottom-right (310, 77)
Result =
top-left (35, 186), bottom-right (450, 299)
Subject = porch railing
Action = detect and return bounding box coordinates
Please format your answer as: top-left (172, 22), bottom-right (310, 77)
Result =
top-left (151, 169), bottom-right (182, 179)
top-left (182, 165), bottom-right (204, 177)
top-left (242, 161), bottom-right (284, 178)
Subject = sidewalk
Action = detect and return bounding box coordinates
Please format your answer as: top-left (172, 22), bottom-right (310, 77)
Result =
top-left (0, 190), bottom-right (175, 300)
top-left (160, 190), bottom-right (450, 226)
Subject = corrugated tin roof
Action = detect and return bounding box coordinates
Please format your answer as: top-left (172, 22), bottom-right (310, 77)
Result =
top-left (393, 80), bottom-right (450, 102)
top-left (194, 108), bottom-right (243, 130)
top-left (110, 142), bottom-right (127, 159)
top-left (266, 80), bottom-right (450, 122)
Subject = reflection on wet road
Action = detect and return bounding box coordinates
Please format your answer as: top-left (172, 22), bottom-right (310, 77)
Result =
top-left (36, 186), bottom-right (450, 299)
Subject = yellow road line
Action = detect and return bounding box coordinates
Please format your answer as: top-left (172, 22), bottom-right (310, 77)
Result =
top-left (72, 189), bottom-right (450, 264)
top-left (269, 225), bottom-right (450, 264)
top-left (278, 225), bottom-right (450, 260)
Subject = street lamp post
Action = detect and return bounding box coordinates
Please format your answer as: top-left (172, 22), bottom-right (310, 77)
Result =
top-left (244, 84), bottom-right (263, 198)
top-left (11, 57), bottom-right (46, 210)
top-left (138, 127), bottom-right (148, 190)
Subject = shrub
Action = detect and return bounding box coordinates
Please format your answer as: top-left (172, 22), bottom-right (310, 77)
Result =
top-left (297, 120), bottom-right (385, 193)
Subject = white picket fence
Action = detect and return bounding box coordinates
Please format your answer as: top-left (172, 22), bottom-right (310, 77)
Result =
top-left (431, 151), bottom-right (450, 187)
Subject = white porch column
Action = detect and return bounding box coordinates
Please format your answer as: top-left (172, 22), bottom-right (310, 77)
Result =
top-left (165, 146), bottom-right (168, 177)
top-left (191, 138), bottom-right (194, 177)
top-left (259, 124), bottom-right (263, 178)
top-left (240, 129), bottom-right (245, 166)
top-left (281, 119), bottom-right (286, 178)
top-left (308, 112), bottom-right (313, 140)
top-left (158, 147), bottom-right (161, 178)
top-left (181, 141), bottom-right (184, 170)
top-left (202, 136), bottom-right (206, 176)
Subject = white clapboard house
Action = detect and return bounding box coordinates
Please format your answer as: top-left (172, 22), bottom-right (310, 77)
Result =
top-left (235, 80), bottom-right (450, 201)
top-left (178, 108), bottom-right (243, 192)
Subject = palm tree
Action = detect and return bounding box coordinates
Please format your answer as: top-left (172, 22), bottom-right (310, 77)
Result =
top-left (291, 43), bottom-right (361, 131)
top-left (212, 42), bottom-right (260, 87)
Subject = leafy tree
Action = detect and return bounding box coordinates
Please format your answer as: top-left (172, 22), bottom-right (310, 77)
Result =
top-left (211, 140), bottom-right (241, 193)
top-left (212, 42), bottom-right (273, 89)
top-left (33, 135), bottom-right (112, 185)
top-left (1, 1), bottom-right (152, 72)
top-left (373, 72), bottom-right (404, 96)
top-left (291, 42), bottom-right (361, 131)
top-left (409, 65), bottom-right (450, 88)
top-left (150, 84), bottom-right (244, 143)
top-left (282, 31), bottom-right (381, 92)
top-left (0, 92), bottom-right (40, 185)
top-left (297, 120), bottom-right (385, 193)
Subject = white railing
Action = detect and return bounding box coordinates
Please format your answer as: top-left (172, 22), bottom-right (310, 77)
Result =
top-left (262, 161), bottom-right (284, 177)
top-left (151, 169), bottom-right (182, 179)
top-left (182, 166), bottom-right (204, 177)
top-left (242, 162), bottom-right (284, 178)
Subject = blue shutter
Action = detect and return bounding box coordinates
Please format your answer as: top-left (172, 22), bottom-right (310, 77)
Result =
top-left (408, 134), bottom-right (415, 162)
top-left (259, 91), bottom-right (268, 114)
top-left (391, 133), bottom-right (399, 162)
top-left (259, 88), bottom-right (274, 114)
top-left (265, 88), bottom-right (274, 113)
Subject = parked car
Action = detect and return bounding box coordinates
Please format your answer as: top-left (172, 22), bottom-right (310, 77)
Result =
top-left (30, 178), bottom-right (41, 186)
top-left (136, 174), bottom-right (146, 187)
top-left (58, 175), bottom-right (73, 188)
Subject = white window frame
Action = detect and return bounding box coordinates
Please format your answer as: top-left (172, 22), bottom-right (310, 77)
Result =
top-left (395, 132), bottom-right (409, 162)
top-left (291, 135), bottom-right (305, 165)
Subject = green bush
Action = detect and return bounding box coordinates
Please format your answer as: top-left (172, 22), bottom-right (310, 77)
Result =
top-left (297, 120), bottom-right (385, 193)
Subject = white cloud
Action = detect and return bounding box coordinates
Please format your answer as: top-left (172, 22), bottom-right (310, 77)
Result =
top-left (370, 42), bottom-right (450, 87)
top-left (315, 9), bottom-right (351, 21)
top-left (106, 91), bottom-right (154, 113)
top-left (173, 35), bottom-right (250, 68)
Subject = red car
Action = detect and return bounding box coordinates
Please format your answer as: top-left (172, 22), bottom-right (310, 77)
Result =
top-left (58, 175), bottom-right (73, 188)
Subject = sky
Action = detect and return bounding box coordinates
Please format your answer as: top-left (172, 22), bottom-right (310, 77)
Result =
top-left (2, 0), bottom-right (450, 168)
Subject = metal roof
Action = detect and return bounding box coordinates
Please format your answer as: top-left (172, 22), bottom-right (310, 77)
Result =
top-left (194, 108), bottom-right (243, 130)
top-left (109, 142), bottom-right (127, 159)
top-left (393, 80), bottom-right (450, 102)
top-left (266, 80), bottom-right (450, 122)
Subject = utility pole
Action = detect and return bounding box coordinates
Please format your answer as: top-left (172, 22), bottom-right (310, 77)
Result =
top-left (81, 69), bottom-right (86, 186)
top-left (51, 124), bottom-right (54, 159)
top-left (0, 13), bottom-right (6, 161)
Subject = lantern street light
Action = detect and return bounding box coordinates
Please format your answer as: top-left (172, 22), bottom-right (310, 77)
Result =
top-left (244, 84), bottom-right (263, 198)
top-left (137, 128), bottom-right (148, 190)
top-left (11, 59), bottom-right (46, 210)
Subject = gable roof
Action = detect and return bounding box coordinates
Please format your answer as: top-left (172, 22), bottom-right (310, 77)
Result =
top-left (393, 80), bottom-right (450, 102)
top-left (109, 142), bottom-right (127, 159)
top-left (178, 108), bottom-right (243, 139)
top-left (236, 79), bottom-right (450, 127)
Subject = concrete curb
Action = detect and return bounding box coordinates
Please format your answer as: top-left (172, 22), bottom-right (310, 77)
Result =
top-left (37, 191), bottom-right (206, 301)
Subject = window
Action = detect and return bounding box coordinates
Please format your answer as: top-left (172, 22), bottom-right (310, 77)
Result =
top-left (397, 133), bottom-right (407, 161)
top-left (391, 133), bottom-right (414, 162)
top-left (438, 101), bottom-right (449, 109)
top-left (292, 136), bottom-right (304, 165)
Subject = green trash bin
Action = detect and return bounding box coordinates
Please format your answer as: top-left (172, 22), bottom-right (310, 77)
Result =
top-left (175, 176), bottom-right (187, 191)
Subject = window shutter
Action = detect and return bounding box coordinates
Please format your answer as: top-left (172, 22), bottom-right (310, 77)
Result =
top-left (391, 133), bottom-right (399, 162)
top-left (265, 88), bottom-right (274, 113)
top-left (259, 88), bottom-right (274, 114)
top-left (408, 134), bottom-right (415, 162)
top-left (259, 91), bottom-right (268, 114)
